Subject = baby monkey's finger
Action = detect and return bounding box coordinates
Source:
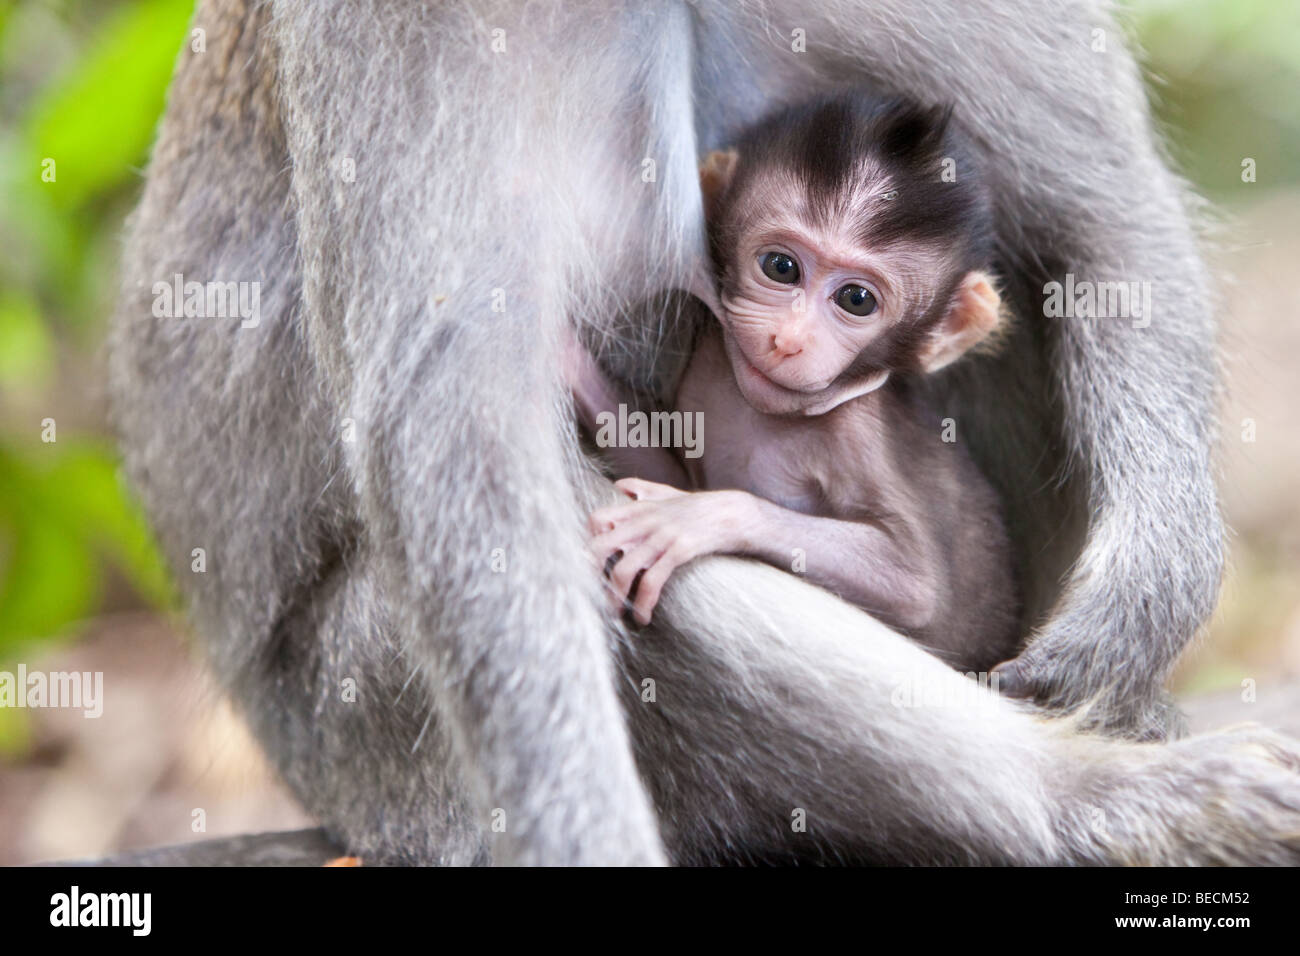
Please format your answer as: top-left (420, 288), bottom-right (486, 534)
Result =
top-left (589, 524), bottom-right (651, 562)
top-left (630, 553), bottom-right (678, 626)
top-left (589, 502), bottom-right (642, 534)
top-left (607, 540), bottom-right (664, 607)
top-left (614, 477), bottom-right (681, 502)
top-left (600, 550), bottom-right (628, 614)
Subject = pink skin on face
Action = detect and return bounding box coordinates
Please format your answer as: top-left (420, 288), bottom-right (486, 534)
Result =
top-left (716, 218), bottom-right (947, 416)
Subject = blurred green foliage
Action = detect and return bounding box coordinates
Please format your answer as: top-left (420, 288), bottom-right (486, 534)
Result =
top-left (0, 0), bottom-right (1295, 748)
top-left (0, 0), bottom-right (192, 681)
top-left (1134, 0), bottom-right (1300, 195)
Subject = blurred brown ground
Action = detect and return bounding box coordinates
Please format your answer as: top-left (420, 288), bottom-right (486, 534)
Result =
top-left (2, 192), bottom-right (1298, 866)
top-left (0, 614), bottom-right (311, 865)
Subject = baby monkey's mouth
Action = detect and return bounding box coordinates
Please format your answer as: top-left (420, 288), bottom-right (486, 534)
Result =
top-left (736, 344), bottom-right (892, 417)
top-left (734, 347), bottom-right (828, 395)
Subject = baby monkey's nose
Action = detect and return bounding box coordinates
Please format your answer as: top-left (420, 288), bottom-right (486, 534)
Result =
top-left (771, 324), bottom-right (805, 357)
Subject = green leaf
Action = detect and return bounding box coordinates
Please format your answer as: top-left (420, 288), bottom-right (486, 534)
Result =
top-left (0, 704), bottom-right (31, 760)
top-left (25, 0), bottom-right (194, 209)
top-left (0, 450), bottom-right (99, 655)
top-left (0, 441), bottom-right (172, 657)
top-left (0, 289), bottom-right (53, 389)
top-left (37, 444), bottom-right (172, 609)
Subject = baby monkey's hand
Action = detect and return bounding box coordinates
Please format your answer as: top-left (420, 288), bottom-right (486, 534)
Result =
top-left (589, 478), bottom-right (753, 625)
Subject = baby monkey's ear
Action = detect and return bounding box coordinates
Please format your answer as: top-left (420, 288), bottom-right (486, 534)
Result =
top-left (917, 272), bottom-right (1002, 373)
top-left (699, 149), bottom-right (739, 219)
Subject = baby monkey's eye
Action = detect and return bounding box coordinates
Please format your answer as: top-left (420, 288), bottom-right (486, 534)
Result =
top-left (835, 284), bottom-right (878, 317)
top-left (760, 252), bottom-right (800, 284)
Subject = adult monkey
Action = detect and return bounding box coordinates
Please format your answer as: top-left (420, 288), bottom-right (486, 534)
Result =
top-left (108, 0), bottom-right (1300, 864)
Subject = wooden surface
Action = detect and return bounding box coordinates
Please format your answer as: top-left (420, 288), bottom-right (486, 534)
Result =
top-left (46, 827), bottom-right (344, 867)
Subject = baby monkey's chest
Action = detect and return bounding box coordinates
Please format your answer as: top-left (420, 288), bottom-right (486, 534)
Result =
top-left (675, 362), bottom-right (845, 516)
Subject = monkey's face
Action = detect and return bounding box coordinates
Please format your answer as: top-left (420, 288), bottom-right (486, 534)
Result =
top-left (717, 219), bottom-right (940, 417)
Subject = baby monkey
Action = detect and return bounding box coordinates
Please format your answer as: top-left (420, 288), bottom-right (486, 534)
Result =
top-left (569, 92), bottom-right (1019, 672)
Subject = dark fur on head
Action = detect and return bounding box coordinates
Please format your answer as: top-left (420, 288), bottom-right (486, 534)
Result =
top-left (713, 92), bottom-right (994, 268)
top-left (708, 92), bottom-right (996, 376)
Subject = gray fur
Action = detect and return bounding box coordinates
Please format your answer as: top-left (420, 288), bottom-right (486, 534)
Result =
top-left (107, 0), bottom-right (1300, 864)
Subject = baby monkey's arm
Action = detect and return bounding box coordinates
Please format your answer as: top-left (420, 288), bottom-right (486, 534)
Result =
top-left (562, 329), bottom-right (690, 488)
top-left (592, 477), bottom-right (933, 629)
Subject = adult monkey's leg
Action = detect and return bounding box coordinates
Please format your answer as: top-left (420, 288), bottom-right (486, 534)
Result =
top-left (111, 0), bottom-right (510, 864)
top-left (268, 0), bottom-right (699, 864)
